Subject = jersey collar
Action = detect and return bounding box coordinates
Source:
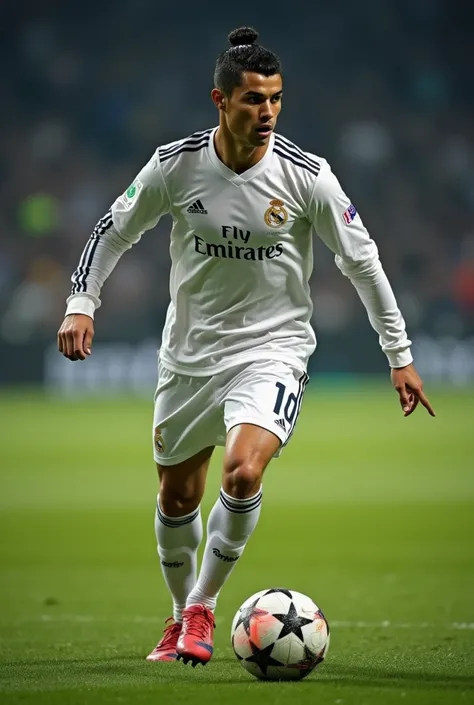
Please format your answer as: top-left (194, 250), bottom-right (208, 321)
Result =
top-left (207, 126), bottom-right (274, 186)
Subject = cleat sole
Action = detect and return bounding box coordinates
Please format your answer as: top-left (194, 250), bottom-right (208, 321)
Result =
top-left (177, 653), bottom-right (207, 667)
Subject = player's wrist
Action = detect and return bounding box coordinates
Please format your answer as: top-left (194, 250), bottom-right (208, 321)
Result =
top-left (65, 294), bottom-right (96, 319)
top-left (387, 348), bottom-right (413, 369)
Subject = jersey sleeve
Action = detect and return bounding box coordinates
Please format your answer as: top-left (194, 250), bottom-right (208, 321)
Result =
top-left (65, 150), bottom-right (170, 318)
top-left (308, 159), bottom-right (412, 368)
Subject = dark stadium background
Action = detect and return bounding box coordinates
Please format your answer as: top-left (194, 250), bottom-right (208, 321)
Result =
top-left (0, 0), bottom-right (473, 389)
top-left (1, 3), bottom-right (473, 704)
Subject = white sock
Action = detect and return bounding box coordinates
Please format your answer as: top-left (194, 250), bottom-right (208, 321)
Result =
top-left (186, 487), bottom-right (263, 611)
top-left (155, 497), bottom-right (203, 623)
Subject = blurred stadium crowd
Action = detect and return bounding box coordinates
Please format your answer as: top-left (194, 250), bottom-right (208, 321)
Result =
top-left (1, 0), bottom-right (473, 350)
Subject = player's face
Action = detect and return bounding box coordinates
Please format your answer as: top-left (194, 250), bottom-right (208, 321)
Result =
top-left (225, 72), bottom-right (283, 147)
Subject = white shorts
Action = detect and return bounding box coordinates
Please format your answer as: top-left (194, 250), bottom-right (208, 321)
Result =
top-left (152, 359), bottom-right (309, 465)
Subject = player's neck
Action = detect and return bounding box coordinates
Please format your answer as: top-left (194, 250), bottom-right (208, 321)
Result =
top-left (214, 127), bottom-right (268, 175)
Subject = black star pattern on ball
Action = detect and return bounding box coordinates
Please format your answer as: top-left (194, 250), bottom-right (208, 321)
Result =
top-left (286, 643), bottom-right (319, 676)
top-left (235, 598), bottom-right (268, 636)
top-left (273, 601), bottom-right (314, 641)
top-left (263, 588), bottom-right (293, 599)
top-left (245, 640), bottom-right (285, 677)
top-left (231, 641), bottom-right (243, 661)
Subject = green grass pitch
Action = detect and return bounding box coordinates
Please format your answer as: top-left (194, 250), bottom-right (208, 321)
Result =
top-left (1, 384), bottom-right (473, 704)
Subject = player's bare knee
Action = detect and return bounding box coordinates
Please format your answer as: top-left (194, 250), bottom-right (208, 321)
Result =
top-left (223, 459), bottom-right (262, 499)
top-left (159, 491), bottom-right (199, 517)
top-left (159, 481), bottom-right (200, 517)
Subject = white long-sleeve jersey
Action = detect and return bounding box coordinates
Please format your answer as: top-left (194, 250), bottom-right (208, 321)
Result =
top-left (66, 127), bottom-right (412, 375)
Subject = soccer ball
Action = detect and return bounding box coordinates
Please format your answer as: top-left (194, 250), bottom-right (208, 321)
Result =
top-left (231, 588), bottom-right (330, 681)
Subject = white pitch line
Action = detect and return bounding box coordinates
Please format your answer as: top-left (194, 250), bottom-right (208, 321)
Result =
top-left (5, 616), bottom-right (474, 630)
top-left (17, 615), bottom-right (226, 626)
top-left (331, 620), bottom-right (474, 630)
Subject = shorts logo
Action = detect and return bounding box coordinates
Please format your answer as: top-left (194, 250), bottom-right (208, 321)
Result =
top-left (264, 199), bottom-right (288, 228)
top-left (274, 417), bottom-right (287, 431)
top-left (154, 426), bottom-right (165, 453)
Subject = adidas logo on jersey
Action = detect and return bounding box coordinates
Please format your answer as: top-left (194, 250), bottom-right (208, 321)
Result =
top-left (274, 418), bottom-right (287, 431)
top-left (187, 199), bottom-right (208, 214)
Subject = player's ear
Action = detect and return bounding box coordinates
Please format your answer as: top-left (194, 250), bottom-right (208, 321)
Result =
top-left (211, 88), bottom-right (226, 111)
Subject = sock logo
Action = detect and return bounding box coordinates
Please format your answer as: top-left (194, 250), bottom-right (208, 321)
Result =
top-left (212, 547), bottom-right (239, 563)
top-left (161, 560), bottom-right (184, 568)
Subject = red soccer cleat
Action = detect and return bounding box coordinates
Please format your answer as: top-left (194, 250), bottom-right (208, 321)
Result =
top-left (176, 604), bottom-right (216, 666)
top-left (146, 618), bottom-right (182, 662)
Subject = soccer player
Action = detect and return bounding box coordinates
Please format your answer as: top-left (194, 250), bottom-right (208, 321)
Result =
top-left (57, 26), bottom-right (435, 667)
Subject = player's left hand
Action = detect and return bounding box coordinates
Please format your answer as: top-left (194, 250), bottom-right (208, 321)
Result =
top-left (391, 363), bottom-right (436, 418)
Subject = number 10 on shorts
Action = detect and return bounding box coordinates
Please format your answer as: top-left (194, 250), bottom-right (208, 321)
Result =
top-left (272, 373), bottom-right (308, 439)
top-left (273, 382), bottom-right (299, 425)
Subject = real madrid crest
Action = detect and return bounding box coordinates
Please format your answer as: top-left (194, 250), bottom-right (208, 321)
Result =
top-left (264, 199), bottom-right (288, 228)
top-left (154, 426), bottom-right (165, 453)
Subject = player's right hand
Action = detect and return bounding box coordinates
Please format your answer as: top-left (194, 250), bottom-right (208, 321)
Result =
top-left (57, 314), bottom-right (94, 361)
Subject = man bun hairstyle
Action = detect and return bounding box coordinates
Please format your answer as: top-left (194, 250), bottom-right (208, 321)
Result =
top-left (214, 26), bottom-right (282, 96)
top-left (228, 27), bottom-right (259, 47)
